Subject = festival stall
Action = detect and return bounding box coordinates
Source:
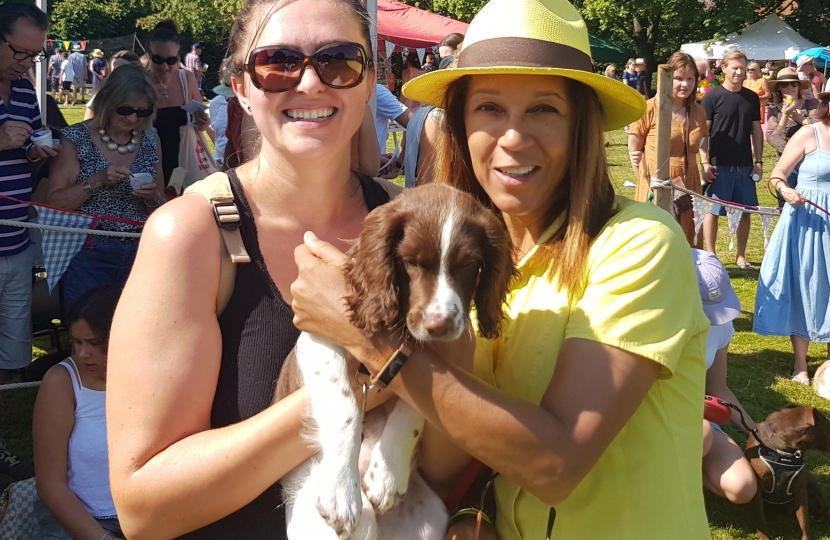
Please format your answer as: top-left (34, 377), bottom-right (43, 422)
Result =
top-left (681, 15), bottom-right (820, 61)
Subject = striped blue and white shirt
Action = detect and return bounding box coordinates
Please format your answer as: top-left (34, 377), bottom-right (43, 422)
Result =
top-left (0, 76), bottom-right (42, 256)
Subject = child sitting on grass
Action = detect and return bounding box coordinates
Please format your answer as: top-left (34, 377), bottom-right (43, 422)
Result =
top-left (694, 249), bottom-right (758, 504)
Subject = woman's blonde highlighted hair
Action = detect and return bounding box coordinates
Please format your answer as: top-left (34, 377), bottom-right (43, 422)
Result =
top-left (435, 76), bottom-right (616, 291)
top-left (91, 63), bottom-right (157, 132)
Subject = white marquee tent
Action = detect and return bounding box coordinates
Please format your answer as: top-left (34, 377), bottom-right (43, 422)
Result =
top-left (681, 15), bottom-right (820, 61)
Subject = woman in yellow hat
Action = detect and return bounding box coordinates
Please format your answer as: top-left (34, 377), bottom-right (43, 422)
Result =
top-left (291, 0), bottom-right (712, 538)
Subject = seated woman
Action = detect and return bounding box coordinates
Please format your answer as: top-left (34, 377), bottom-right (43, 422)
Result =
top-left (47, 63), bottom-right (165, 306)
top-left (33, 285), bottom-right (124, 540)
top-left (291, 0), bottom-right (712, 538)
top-left (693, 249), bottom-right (757, 504)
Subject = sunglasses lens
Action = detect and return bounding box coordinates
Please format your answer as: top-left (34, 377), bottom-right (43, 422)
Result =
top-left (315, 44), bottom-right (365, 88)
top-left (253, 48), bottom-right (305, 92)
top-left (116, 107), bottom-right (153, 117)
top-left (152, 55), bottom-right (179, 65)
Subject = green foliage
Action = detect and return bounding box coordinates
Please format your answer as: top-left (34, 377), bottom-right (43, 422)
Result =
top-left (136, 0), bottom-right (244, 47)
top-left (49, 0), bottom-right (151, 39)
top-left (573, 0), bottom-right (781, 68)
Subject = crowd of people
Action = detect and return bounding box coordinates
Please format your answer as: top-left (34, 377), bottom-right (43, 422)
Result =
top-left (2, 0), bottom-right (830, 537)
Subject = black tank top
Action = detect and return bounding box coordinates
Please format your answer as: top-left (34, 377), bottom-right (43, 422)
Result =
top-left (154, 106), bottom-right (188, 185)
top-left (176, 169), bottom-right (391, 539)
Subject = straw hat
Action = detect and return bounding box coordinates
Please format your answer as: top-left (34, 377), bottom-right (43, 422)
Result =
top-left (768, 67), bottom-right (810, 89)
top-left (402, 0), bottom-right (646, 131)
top-left (91, 49), bottom-right (105, 58)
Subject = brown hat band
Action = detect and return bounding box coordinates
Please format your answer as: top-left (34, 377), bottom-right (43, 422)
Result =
top-left (457, 37), bottom-right (594, 72)
top-left (776, 74), bottom-right (800, 81)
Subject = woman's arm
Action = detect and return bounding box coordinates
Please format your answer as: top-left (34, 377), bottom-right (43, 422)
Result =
top-left (46, 137), bottom-right (133, 210)
top-left (627, 132), bottom-right (644, 177)
top-left (355, 105), bottom-right (380, 177)
top-left (184, 70), bottom-right (210, 132)
top-left (770, 126), bottom-right (812, 206)
top-left (758, 78), bottom-right (771, 101)
top-left (133, 136), bottom-right (166, 211)
top-left (765, 111), bottom-right (788, 155)
top-left (699, 137), bottom-right (716, 182)
top-left (107, 196), bottom-right (314, 540)
top-left (34, 367), bottom-right (109, 540)
top-left (705, 345), bottom-right (756, 434)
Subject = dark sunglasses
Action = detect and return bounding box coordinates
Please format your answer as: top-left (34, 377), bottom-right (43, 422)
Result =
top-left (779, 81), bottom-right (800, 88)
top-left (150, 54), bottom-right (179, 66)
top-left (116, 107), bottom-right (154, 117)
top-left (246, 42), bottom-right (372, 93)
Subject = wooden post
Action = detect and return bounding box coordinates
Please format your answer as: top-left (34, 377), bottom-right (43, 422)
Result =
top-left (653, 64), bottom-right (674, 213)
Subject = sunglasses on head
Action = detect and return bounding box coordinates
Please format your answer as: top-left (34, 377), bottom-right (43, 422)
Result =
top-left (151, 54), bottom-right (179, 66)
top-left (246, 42), bottom-right (372, 93)
top-left (116, 107), bottom-right (154, 117)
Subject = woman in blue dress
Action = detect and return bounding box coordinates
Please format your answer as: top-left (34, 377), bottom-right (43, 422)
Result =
top-left (755, 93), bottom-right (830, 385)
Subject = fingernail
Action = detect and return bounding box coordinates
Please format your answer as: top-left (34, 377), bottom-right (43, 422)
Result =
top-left (304, 231), bottom-right (318, 243)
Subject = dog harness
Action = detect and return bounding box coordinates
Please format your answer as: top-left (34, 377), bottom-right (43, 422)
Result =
top-left (757, 424), bottom-right (805, 505)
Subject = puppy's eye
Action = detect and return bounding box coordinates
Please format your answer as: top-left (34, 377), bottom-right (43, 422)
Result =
top-left (404, 258), bottom-right (418, 268)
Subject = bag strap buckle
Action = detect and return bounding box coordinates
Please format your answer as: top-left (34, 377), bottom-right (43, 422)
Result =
top-left (213, 200), bottom-right (242, 232)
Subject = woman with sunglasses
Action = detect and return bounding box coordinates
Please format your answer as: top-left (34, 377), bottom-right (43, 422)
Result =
top-left (291, 0), bottom-right (711, 538)
top-left (107, 1), bottom-right (387, 538)
top-left (47, 63), bottom-right (164, 306)
top-left (145, 19), bottom-right (209, 188)
top-left (766, 67), bottom-right (818, 207)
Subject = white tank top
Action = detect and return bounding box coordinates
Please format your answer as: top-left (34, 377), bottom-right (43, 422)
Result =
top-left (59, 358), bottom-right (117, 519)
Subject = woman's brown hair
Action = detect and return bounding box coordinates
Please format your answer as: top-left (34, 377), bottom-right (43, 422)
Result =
top-left (435, 76), bottom-right (616, 292)
top-left (666, 51), bottom-right (699, 108)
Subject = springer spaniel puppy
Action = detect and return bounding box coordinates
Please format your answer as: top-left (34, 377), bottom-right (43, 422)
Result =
top-left (275, 183), bottom-right (515, 540)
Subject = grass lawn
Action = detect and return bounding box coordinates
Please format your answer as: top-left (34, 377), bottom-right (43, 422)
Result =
top-left (3, 110), bottom-right (830, 538)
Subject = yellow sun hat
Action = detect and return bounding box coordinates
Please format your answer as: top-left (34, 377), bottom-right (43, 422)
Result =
top-left (402, 0), bottom-right (646, 131)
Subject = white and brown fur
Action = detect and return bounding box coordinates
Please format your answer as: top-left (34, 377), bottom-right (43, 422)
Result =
top-left (275, 183), bottom-right (515, 540)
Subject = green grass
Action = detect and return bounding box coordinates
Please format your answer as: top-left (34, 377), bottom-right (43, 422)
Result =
top-left (3, 121), bottom-right (830, 538)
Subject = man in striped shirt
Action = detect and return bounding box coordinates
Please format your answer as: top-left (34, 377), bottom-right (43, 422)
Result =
top-left (185, 43), bottom-right (206, 96)
top-left (0, 3), bottom-right (57, 384)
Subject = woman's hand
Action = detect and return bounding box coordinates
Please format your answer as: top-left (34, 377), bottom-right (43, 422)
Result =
top-left (28, 142), bottom-right (61, 162)
top-left (193, 110), bottom-right (210, 131)
top-left (292, 232), bottom-right (374, 353)
top-left (133, 183), bottom-right (163, 205)
top-left (781, 100), bottom-right (797, 117)
top-left (780, 185), bottom-right (806, 206)
top-left (92, 165), bottom-right (132, 190)
top-left (155, 83), bottom-right (169, 99)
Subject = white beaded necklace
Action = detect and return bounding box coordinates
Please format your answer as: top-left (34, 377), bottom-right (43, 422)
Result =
top-left (98, 128), bottom-right (137, 154)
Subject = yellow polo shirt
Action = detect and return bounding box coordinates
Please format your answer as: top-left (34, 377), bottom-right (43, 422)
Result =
top-left (474, 197), bottom-right (711, 540)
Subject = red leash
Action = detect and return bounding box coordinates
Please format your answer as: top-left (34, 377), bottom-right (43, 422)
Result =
top-left (0, 193), bottom-right (146, 226)
top-left (767, 177), bottom-right (830, 218)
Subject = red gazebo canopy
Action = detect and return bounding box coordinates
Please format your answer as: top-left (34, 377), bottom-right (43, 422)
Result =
top-left (377, 0), bottom-right (469, 48)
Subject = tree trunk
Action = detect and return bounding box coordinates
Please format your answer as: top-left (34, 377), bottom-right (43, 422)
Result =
top-left (632, 16), bottom-right (659, 98)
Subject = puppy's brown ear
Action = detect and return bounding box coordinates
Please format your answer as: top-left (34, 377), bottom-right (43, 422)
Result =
top-left (473, 210), bottom-right (518, 339)
top-left (343, 203), bottom-right (407, 336)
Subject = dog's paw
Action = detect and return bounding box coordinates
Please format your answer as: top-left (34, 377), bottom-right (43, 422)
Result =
top-left (316, 472), bottom-right (363, 538)
top-left (362, 451), bottom-right (409, 514)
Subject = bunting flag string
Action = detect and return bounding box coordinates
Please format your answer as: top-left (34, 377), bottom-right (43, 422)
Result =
top-left (416, 47), bottom-right (425, 64)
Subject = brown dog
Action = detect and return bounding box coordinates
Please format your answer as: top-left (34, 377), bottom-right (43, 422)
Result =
top-left (745, 406), bottom-right (830, 540)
